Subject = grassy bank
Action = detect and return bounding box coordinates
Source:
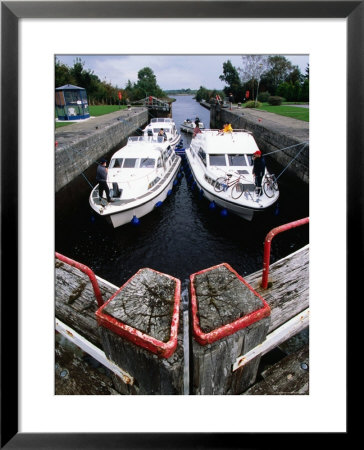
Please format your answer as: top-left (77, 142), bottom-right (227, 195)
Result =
top-left (255, 103), bottom-right (309, 122)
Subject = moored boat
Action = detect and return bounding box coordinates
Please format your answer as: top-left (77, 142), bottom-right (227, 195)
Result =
top-left (184, 129), bottom-right (279, 221)
top-left (142, 117), bottom-right (181, 148)
top-left (89, 136), bottom-right (182, 227)
top-left (180, 117), bottom-right (205, 134)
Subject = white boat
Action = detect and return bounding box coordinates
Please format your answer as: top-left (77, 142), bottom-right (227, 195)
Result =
top-left (184, 129), bottom-right (279, 221)
top-left (143, 117), bottom-right (181, 148)
top-left (89, 136), bottom-right (182, 227)
top-left (180, 118), bottom-right (205, 134)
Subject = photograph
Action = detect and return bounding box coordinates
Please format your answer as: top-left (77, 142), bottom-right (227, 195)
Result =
top-left (54, 53), bottom-right (310, 397)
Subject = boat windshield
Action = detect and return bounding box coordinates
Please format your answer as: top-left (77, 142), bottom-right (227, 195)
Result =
top-left (140, 158), bottom-right (156, 168)
top-left (209, 154), bottom-right (227, 166)
top-left (228, 154), bottom-right (248, 166)
top-left (110, 157), bottom-right (156, 169)
top-left (123, 158), bottom-right (138, 168)
top-left (109, 158), bottom-right (124, 168)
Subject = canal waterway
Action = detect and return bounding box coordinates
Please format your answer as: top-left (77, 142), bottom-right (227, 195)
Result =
top-left (55, 95), bottom-right (309, 288)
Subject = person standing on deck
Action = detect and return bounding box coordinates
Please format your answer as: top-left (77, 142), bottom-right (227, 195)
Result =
top-left (193, 125), bottom-right (202, 137)
top-left (252, 150), bottom-right (266, 195)
top-left (228, 93), bottom-right (234, 110)
top-left (96, 158), bottom-right (112, 203)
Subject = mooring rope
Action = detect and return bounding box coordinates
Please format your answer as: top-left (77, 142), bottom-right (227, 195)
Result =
top-left (81, 172), bottom-right (94, 189)
top-left (264, 142), bottom-right (309, 156)
top-left (275, 143), bottom-right (308, 181)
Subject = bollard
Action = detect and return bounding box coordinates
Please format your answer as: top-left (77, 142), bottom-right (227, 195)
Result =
top-left (96, 268), bottom-right (184, 394)
top-left (190, 263), bottom-right (271, 394)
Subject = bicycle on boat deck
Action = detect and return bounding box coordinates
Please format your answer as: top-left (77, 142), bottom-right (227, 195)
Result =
top-left (262, 174), bottom-right (279, 198)
top-left (214, 173), bottom-right (255, 199)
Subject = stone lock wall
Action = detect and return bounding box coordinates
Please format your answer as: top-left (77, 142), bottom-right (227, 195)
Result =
top-left (55, 108), bottom-right (149, 192)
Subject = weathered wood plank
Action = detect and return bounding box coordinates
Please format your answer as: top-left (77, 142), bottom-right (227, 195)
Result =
top-left (102, 268), bottom-right (176, 343)
top-left (55, 260), bottom-right (117, 347)
top-left (55, 333), bottom-right (118, 395)
top-left (97, 269), bottom-right (184, 395)
top-left (242, 344), bottom-right (309, 395)
top-left (245, 245), bottom-right (309, 333)
top-left (192, 317), bottom-right (270, 395)
top-left (55, 245), bottom-right (309, 395)
top-left (233, 308), bottom-right (309, 372)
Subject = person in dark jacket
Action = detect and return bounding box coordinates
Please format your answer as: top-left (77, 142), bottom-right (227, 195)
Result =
top-left (252, 150), bottom-right (266, 195)
top-left (228, 93), bottom-right (234, 110)
top-left (96, 158), bottom-right (111, 203)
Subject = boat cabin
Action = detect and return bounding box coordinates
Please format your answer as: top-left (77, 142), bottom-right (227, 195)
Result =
top-left (190, 130), bottom-right (260, 175)
top-left (143, 118), bottom-right (178, 141)
top-left (107, 139), bottom-right (176, 198)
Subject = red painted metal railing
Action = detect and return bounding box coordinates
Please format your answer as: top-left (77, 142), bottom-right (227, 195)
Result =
top-left (261, 217), bottom-right (309, 289)
top-left (55, 252), bottom-right (104, 307)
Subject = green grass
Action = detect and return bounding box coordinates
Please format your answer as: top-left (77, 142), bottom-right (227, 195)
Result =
top-left (255, 103), bottom-right (309, 122)
top-left (89, 105), bottom-right (127, 116)
top-left (55, 104), bottom-right (127, 128)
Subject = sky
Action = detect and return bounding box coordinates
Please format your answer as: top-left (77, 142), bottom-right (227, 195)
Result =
top-left (55, 54), bottom-right (309, 91)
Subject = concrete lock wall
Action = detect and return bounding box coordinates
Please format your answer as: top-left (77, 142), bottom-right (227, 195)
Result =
top-left (211, 106), bottom-right (309, 184)
top-left (55, 108), bottom-right (149, 192)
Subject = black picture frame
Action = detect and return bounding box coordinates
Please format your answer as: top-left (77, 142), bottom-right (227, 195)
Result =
top-left (1, 1), bottom-right (358, 448)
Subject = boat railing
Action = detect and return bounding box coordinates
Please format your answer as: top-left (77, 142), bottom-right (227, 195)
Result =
top-left (128, 135), bottom-right (167, 144)
top-left (202, 128), bottom-right (252, 134)
top-left (150, 118), bottom-right (173, 123)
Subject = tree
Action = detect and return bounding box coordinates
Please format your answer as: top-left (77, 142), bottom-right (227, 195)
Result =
top-left (134, 67), bottom-right (165, 99)
top-left (219, 60), bottom-right (243, 101)
top-left (238, 55), bottom-right (269, 102)
top-left (260, 56), bottom-right (294, 94)
top-left (55, 57), bottom-right (74, 87)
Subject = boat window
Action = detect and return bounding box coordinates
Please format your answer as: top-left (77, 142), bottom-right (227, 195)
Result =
top-left (140, 158), bottom-right (156, 168)
top-left (123, 158), bottom-right (138, 168)
top-left (157, 158), bottom-right (163, 168)
top-left (109, 158), bottom-right (123, 168)
top-left (209, 154), bottom-right (227, 166)
top-left (228, 154), bottom-right (247, 166)
top-left (198, 148), bottom-right (207, 166)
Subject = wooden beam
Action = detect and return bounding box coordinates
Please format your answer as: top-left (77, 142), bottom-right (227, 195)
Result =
top-left (233, 308), bottom-right (309, 372)
top-left (55, 318), bottom-right (134, 385)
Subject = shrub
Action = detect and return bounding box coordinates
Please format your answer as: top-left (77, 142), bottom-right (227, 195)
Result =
top-left (268, 96), bottom-right (284, 106)
top-left (244, 100), bottom-right (261, 108)
top-left (258, 91), bottom-right (271, 102)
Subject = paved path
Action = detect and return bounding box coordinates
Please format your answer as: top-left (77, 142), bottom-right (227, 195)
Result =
top-left (231, 106), bottom-right (309, 143)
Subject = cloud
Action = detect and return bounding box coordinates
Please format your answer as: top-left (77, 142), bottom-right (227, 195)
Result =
top-left (56, 54), bottom-right (309, 90)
